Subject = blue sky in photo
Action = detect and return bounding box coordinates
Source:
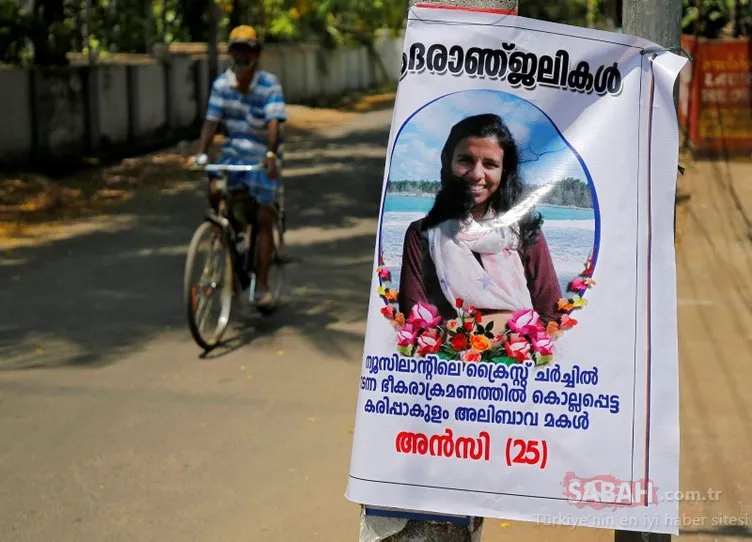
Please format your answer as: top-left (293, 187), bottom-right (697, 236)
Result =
top-left (388, 89), bottom-right (587, 186)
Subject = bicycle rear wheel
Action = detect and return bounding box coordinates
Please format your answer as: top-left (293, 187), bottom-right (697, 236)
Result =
top-left (184, 221), bottom-right (234, 350)
top-left (255, 218), bottom-right (286, 315)
top-left (271, 218), bottom-right (286, 302)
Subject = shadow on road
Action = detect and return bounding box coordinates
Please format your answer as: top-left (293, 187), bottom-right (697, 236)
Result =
top-left (680, 525), bottom-right (752, 538)
top-left (0, 116), bottom-right (391, 370)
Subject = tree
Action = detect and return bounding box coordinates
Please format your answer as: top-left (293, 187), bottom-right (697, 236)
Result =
top-left (29, 0), bottom-right (72, 65)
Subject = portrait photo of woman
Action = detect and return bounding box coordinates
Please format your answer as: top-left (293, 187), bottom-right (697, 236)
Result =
top-left (397, 113), bottom-right (564, 332)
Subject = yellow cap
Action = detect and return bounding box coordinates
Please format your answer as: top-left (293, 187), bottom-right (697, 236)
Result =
top-left (229, 25), bottom-right (260, 47)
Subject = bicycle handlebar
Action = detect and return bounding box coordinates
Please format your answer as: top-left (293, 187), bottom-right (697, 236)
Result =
top-left (191, 163), bottom-right (266, 173)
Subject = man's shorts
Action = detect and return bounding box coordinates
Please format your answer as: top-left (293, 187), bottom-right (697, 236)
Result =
top-left (211, 154), bottom-right (281, 207)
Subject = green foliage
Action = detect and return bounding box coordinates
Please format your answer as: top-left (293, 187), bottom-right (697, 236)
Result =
top-left (731, 0), bottom-right (752, 36)
top-left (0, 0), bottom-right (406, 66)
top-left (682, 0), bottom-right (731, 38)
top-left (0, 0), bottom-right (32, 65)
top-left (519, 0), bottom-right (606, 29)
top-left (256, 0), bottom-right (407, 47)
top-left (679, 0), bottom-right (752, 38)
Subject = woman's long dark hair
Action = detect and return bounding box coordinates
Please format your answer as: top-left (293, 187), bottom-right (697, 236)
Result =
top-left (421, 113), bottom-right (543, 250)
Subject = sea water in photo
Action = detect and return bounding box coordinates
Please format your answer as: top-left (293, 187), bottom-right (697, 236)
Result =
top-left (380, 194), bottom-right (595, 299)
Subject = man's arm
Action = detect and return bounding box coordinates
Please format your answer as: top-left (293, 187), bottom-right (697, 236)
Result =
top-left (197, 80), bottom-right (224, 156)
top-left (197, 120), bottom-right (219, 156)
top-left (263, 77), bottom-right (286, 177)
top-left (267, 119), bottom-right (281, 155)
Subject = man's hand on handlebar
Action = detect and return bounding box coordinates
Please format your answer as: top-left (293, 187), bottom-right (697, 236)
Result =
top-left (189, 153), bottom-right (209, 169)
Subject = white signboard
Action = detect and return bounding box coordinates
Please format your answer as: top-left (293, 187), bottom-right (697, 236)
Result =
top-left (346, 4), bottom-right (687, 536)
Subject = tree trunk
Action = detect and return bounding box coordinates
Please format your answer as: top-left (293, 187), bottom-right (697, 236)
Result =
top-left (182, 0), bottom-right (209, 42)
top-left (32, 0), bottom-right (69, 65)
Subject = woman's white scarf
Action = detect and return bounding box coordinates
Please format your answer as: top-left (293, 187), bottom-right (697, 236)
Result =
top-left (427, 210), bottom-right (533, 313)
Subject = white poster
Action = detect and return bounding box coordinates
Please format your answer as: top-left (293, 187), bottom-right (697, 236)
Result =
top-left (346, 5), bottom-right (687, 536)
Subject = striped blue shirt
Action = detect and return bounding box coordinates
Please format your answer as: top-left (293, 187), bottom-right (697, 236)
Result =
top-left (206, 69), bottom-right (286, 162)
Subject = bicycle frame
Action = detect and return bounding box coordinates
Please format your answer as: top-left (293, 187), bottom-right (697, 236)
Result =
top-left (194, 162), bottom-right (266, 293)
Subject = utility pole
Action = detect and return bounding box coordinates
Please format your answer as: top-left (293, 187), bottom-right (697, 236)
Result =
top-left (208, 0), bottom-right (220, 84)
top-left (620, 1), bottom-right (682, 539)
top-left (622, 0), bottom-right (683, 106)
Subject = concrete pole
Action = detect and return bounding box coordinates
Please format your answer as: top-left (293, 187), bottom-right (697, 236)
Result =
top-left (622, 0), bottom-right (683, 106)
top-left (622, 0), bottom-right (682, 46)
top-left (622, 0), bottom-right (684, 244)
top-left (622, 0), bottom-right (683, 532)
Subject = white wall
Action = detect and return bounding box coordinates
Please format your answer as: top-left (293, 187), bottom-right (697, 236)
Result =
top-left (0, 36), bottom-right (405, 167)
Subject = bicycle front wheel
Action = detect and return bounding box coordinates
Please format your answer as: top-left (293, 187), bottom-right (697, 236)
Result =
top-left (184, 221), bottom-right (234, 350)
top-left (254, 218), bottom-right (286, 316)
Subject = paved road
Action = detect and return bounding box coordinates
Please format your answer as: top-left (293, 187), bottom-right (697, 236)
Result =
top-left (1, 108), bottom-right (751, 542)
top-left (0, 109), bottom-right (390, 542)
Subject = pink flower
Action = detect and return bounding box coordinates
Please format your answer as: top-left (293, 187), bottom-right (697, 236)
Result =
top-left (416, 329), bottom-right (442, 357)
top-left (397, 324), bottom-right (418, 347)
top-left (504, 336), bottom-right (532, 363)
top-left (532, 334), bottom-right (554, 356)
top-left (507, 309), bottom-right (543, 336)
top-left (569, 278), bottom-right (588, 291)
top-left (446, 319), bottom-right (459, 332)
top-left (406, 302), bottom-right (442, 331)
top-left (377, 266), bottom-right (391, 281)
top-left (460, 350), bottom-right (482, 362)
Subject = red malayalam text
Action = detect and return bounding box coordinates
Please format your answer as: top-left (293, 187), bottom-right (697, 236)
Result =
top-left (505, 438), bottom-right (549, 469)
top-left (395, 428), bottom-right (491, 461)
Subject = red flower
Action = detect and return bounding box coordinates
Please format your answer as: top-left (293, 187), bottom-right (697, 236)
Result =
top-left (560, 314), bottom-right (578, 329)
top-left (464, 321), bottom-right (473, 331)
top-left (450, 333), bottom-right (468, 351)
top-left (380, 305), bottom-right (394, 319)
top-left (455, 297), bottom-right (464, 309)
top-left (569, 278), bottom-right (588, 291)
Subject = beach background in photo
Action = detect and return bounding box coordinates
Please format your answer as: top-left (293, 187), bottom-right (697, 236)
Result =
top-left (380, 89), bottom-right (597, 299)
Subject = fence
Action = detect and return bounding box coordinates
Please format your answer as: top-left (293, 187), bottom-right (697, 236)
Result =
top-left (0, 36), bottom-right (405, 168)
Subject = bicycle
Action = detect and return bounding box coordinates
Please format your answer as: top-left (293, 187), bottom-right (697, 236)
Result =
top-left (184, 161), bottom-right (287, 352)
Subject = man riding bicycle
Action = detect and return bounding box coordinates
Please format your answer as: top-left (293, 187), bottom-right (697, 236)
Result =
top-left (193, 24), bottom-right (285, 311)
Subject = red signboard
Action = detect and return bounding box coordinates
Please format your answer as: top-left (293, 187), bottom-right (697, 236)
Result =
top-left (680, 35), bottom-right (752, 155)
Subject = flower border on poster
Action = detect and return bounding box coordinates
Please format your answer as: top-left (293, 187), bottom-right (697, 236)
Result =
top-left (376, 251), bottom-right (596, 367)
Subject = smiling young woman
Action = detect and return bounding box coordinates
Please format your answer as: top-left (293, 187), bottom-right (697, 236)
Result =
top-left (397, 113), bottom-right (564, 331)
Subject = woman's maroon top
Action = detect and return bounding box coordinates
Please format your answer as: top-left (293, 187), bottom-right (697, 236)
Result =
top-left (397, 218), bottom-right (565, 323)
